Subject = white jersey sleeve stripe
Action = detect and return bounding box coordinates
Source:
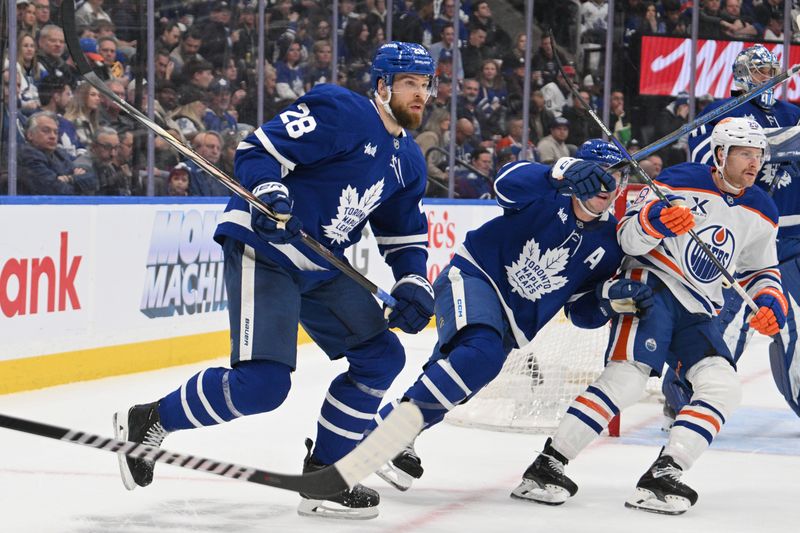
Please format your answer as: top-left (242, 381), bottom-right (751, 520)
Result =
top-left (375, 234), bottom-right (428, 245)
top-left (254, 128), bottom-right (296, 171)
top-left (381, 243), bottom-right (427, 258)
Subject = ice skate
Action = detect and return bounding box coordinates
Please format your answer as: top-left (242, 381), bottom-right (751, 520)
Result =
top-left (376, 442), bottom-right (423, 491)
top-left (511, 438), bottom-right (578, 505)
top-left (298, 439), bottom-right (380, 520)
top-left (113, 402), bottom-right (169, 490)
top-left (625, 455), bottom-right (698, 515)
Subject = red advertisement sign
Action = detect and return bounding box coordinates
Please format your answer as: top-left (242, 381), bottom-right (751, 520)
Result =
top-left (639, 36), bottom-right (800, 100)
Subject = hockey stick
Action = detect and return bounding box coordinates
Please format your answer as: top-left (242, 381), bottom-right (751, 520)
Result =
top-left (549, 31), bottom-right (786, 352)
top-left (60, 0), bottom-right (397, 309)
top-left (0, 402), bottom-right (423, 497)
top-left (606, 67), bottom-right (800, 173)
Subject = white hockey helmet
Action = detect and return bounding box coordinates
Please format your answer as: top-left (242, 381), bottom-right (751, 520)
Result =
top-left (710, 117), bottom-right (768, 174)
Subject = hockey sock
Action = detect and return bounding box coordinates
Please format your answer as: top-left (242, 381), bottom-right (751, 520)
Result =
top-left (552, 361), bottom-right (650, 460)
top-left (313, 330), bottom-right (405, 465)
top-left (665, 356), bottom-right (740, 470)
top-left (403, 325), bottom-right (505, 428)
top-left (158, 360), bottom-right (291, 432)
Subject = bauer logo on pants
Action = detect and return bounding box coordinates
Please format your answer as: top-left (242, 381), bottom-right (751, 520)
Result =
top-left (684, 225), bottom-right (735, 284)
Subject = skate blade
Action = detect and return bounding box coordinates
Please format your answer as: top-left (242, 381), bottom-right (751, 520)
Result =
top-left (625, 488), bottom-right (691, 515)
top-left (375, 462), bottom-right (414, 491)
top-left (297, 498), bottom-right (379, 520)
top-left (112, 411), bottom-right (137, 491)
top-left (510, 479), bottom-right (570, 505)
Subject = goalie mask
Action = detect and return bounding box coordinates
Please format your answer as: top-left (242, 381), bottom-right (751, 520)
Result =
top-left (733, 44), bottom-right (780, 109)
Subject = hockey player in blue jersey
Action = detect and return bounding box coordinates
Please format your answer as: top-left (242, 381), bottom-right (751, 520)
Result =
top-left (513, 117), bottom-right (787, 515)
top-left (113, 42), bottom-right (439, 520)
top-left (371, 139), bottom-right (655, 491)
top-left (663, 44), bottom-right (800, 421)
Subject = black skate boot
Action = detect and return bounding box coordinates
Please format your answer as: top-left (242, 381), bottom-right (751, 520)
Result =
top-left (510, 437), bottom-right (578, 505)
top-left (625, 454), bottom-right (698, 515)
top-left (376, 441), bottom-right (423, 491)
top-left (113, 402), bottom-right (169, 490)
top-left (298, 439), bottom-right (380, 520)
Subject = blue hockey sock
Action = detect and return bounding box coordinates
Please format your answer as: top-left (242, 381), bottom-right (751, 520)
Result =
top-left (158, 360), bottom-right (291, 432)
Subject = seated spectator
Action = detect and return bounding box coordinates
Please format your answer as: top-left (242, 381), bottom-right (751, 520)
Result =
top-left (158, 21), bottom-right (183, 53)
top-left (75, 0), bottom-right (112, 30)
top-left (64, 82), bottom-right (103, 147)
top-left (754, 0), bottom-right (784, 34)
top-left (32, 0), bottom-right (51, 29)
top-left (461, 25), bottom-right (489, 80)
top-left (181, 59), bottom-right (215, 97)
top-left (563, 89), bottom-right (603, 147)
top-left (415, 107), bottom-right (451, 197)
top-left (456, 78), bottom-right (483, 139)
top-left (2, 69), bottom-right (27, 145)
top-left (98, 78), bottom-right (127, 131)
top-left (114, 129), bottom-right (136, 193)
top-left (170, 29), bottom-right (205, 81)
top-left (422, 75), bottom-right (451, 129)
top-left (154, 49), bottom-right (174, 82)
top-left (453, 117), bottom-right (478, 163)
top-left (305, 40), bottom-right (333, 91)
top-left (275, 40), bottom-right (306, 100)
top-left (695, 0), bottom-right (727, 39)
top-left (662, 0), bottom-right (688, 36)
top-left (166, 163), bottom-right (191, 196)
top-left (477, 59), bottom-right (508, 105)
top-left (37, 24), bottom-right (79, 88)
top-left (496, 115), bottom-right (535, 160)
top-left (237, 64), bottom-right (282, 127)
top-left (74, 126), bottom-right (130, 195)
top-left (434, 0), bottom-right (468, 43)
top-left (609, 90), bottom-right (632, 146)
top-left (17, 1), bottom-right (37, 42)
top-left (537, 116), bottom-right (571, 165)
top-left (529, 90), bottom-right (556, 144)
top-left (19, 112), bottom-right (95, 195)
top-left (469, 1), bottom-right (510, 58)
top-left (640, 2), bottom-right (666, 34)
top-left (197, 1), bottom-right (233, 70)
top-left (186, 131), bottom-right (230, 196)
top-left (96, 36), bottom-right (125, 79)
top-left (721, 0), bottom-right (758, 39)
top-left (501, 33), bottom-right (527, 76)
top-left (8, 33), bottom-right (46, 114)
top-left (37, 73), bottom-right (83, 158)
top-left (541, 65), bottom-right (576, 118)
top-left (763, 9), bottom-right (784, 42)
top-left (531, 34), bottom-right (564, 89)
top-left (203, 78), bottom-right (237, 133)
top-left (654, 92), bottom-right (690, 167)
top-left (170, 86), bottom-right (208, 140)
top-left (429, 23), bottom-right (464, 80)
top-left (455, 147), bottom-right (494, 199)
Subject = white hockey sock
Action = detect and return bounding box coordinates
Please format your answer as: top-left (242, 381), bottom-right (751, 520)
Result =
top-left (552, 361), bottom-right (650, 460)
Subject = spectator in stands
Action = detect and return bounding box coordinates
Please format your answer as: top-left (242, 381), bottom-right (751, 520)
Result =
top-left (529, 89), bottom-right (556, 144)
top-left (343, 19), bottom-right (375, 67)
top-left (155, 79), bottom-right (179, 114)
top-left (662, 0), bottom-right (688, 36)
top-left (537, 116), bottom-right (571, 164)
top-left (114, 129), bottom-right (136, 194)
top-left (37, 74), bottom-right (83, 159)
top-left (461, 25), bottom-right (489, 80)
top-left (654, 92), bottom-right (690, 167)
top-left (364, 0), bottom-right (388, 30)
top-left (186, 131), bottom-right (230, 196)
top-left (203, 78), bottom-right (237, 133)
top-left (639, 2), bottom-right (666, 34)
top-left (477, 59), bottom-right (508, 104)
top-left (198, 1), bottom-right (233, 70)
top-left (98, 78), bottom-right (127, 132)
top-left (171, 86), bottom-right (208, 141)
top-left (696, 0), bottom-right (728, 39)
top-left (495, 115), bottom-right (534, 161)
top-left (96, 36), bottom-right (125, 79)
top-left (501, 33), bottom-right (527, 77)
top-left (542, 65), bottom-right (576, 119)
top-left (64, 83), bottom-right (103, 148)
top-left (581, 0), bottom-right (609, 43)
top-left (454, 117), bottom-right (478, 162)
top-left (33, 0), bottom-right (51, 28)
top-left (312, 18), bottom-right (333, 43)
top-left (476, 59), bottom-right (507, 139)
top-left (721, 0), bottom-right (758, 38)
top-left (2, 68), bottom-right (26, 145)
top-left (305, 40), bottom-right (333, 91)
top-left (74, 126), bottom-right (130, 195)
top-left (218, 129), bottom-right (241, 178)
top-left (75, 0), bottom-right (112, 28)
top-left (158, 21), bottom-right (183, 53)
top-left (415, 107), bottom-right (451, 197)
top-left (17, 0), bottom-right (37, 34)
top-left (763, 9), bottom-right (784, 41)
top-left (37, 24), bottom-right (78, 88)
top-left (455, 147), bottom-right (494, 199)
top-left (754, 0), bottom-right (784, 34)
top-left (563, 89), bottom-right (604, 147)
top-left (155, 49), bottom-right (174, 82)
top-left (610, 90), bottom-right (632, 146)
top-left (275, 40), bottom-right (306, 100)
top-left (423, 75), bottom-right (452, 128)
top-left (166, 163), bottom-right (191, 196)
top-left (169, 29), bottom-right (205, 80)
top-left (19, 112), bottom-right (93, 195)
top-left (457, 78), bottom-right (483, 139)
top-left (504, 56), bottom-right (528, 99)
top-left (8, 32), bottom-right (45, 115)
top-left (237, 64), bottom-right (282, 127)
top-left (469, 1), bottom-right (510, 58)
top-left (531, 34), bottom-right (563, 89)
top-left (429, 23), bottom-right (464, 81)
top-left (232, 5), bottom-right (259, 70)
top-left (182, 59), bottom-right (215, 95)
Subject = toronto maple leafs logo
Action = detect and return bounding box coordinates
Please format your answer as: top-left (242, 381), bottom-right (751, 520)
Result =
top-left (759, 163), bottom-right (792, 190)
top-left (322, 180), bottom-right (385, 244)
top-left (506, 238), bottom-right (569, 302)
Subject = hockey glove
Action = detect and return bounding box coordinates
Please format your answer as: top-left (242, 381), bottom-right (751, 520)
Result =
top-left (250, 182), bottom-right (303, 245)
top-left (749, 288), bottom-right (788, 336)
top-left (385, 274), bottom-right (435, 334)
top-left (638, 195), bottom-right (695, 238)
top-left (597, 278), bottom-right (654, 320)
top-left (549, 157), bottom-right (616, 201)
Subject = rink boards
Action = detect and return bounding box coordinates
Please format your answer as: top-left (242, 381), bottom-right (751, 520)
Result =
top-left (0, 197), bottom-right (497, 393)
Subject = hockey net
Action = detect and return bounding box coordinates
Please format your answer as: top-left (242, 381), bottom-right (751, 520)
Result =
top-left (445, 184), bottom-right (663, 435)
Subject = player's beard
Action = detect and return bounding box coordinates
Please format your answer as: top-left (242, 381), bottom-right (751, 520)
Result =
top-left (390, 98), bottom-right (423, 130)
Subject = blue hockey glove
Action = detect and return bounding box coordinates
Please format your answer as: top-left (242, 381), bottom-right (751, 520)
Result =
top-left (549, 157), bottom-right (616, 200)
top-left (250, 182), bottom-right (302, 245)
top-left (638, 194), bottom-right (695, 239)
top-left (749, 288), bottom-right (788, 336)
top-left (596, 278), bottom-right (654, 320)
top-left (385, 274), bottom-right (435, 334)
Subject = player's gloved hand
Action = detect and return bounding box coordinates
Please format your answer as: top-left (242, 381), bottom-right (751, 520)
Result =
top-left (385, 274), bottom-right (435, 334)
top-left (638, 194), bottom-right (695, 238)
top-left (596, 278), bottom-right (654, 320)
top-left (549, 157), bottom-right (616, 200)
top-left (250, 182), bottom-right (303, 244)
top-left (749, 288), bottom-right (788, 336)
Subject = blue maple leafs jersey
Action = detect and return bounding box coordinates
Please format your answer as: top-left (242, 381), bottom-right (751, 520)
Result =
top-left (688, 98), bottom-right (800, 238)
top-left (214, 84), bottom-right (429, 281)
top-left (451, 161), bottom-right (624, 349)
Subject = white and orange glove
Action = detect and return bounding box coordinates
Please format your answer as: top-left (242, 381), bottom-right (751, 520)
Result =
top-left (749, 288), bottom-right (788, 336)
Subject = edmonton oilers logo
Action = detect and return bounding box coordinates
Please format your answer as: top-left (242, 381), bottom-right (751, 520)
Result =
top-left (684, 225), bottom-right (735, 283)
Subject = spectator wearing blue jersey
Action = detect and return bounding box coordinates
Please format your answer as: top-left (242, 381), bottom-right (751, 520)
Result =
top-left (202, 78), bottom-right (237, 133)
top-left (114, 42), bottom-right (440, 520)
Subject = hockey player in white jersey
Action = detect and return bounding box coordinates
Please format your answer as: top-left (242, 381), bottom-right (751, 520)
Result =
top-left (665, 44), bottom-right (800, 419)
top-left (112, 42), bottom-right (439, 520)
top-left (370, 139), bottom-right (654, 491)
top-left (512, 117), bottom-right (787, 515)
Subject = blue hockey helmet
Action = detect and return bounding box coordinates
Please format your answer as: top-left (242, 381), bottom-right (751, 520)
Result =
top-left (576, 138), bottom-right (625, 168)
top-left (732, 44), bottom-right (780, 109)
top-left (370, 41), bottom-right (438, 98)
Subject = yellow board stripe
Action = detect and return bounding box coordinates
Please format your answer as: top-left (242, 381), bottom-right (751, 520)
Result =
top-left (0, 328), bottom-right (314, 395)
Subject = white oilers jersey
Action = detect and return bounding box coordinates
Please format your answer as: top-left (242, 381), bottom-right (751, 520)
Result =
top-left (618, 162), bottom-right (781, 315)
top-left (214, 84), bottom-right (429, 281)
